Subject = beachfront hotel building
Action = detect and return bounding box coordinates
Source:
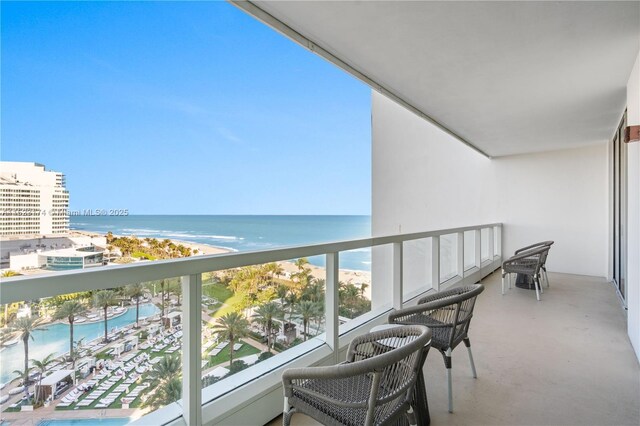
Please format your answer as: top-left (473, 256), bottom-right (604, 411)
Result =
top-left (0, 161), bottom-right (69, 236)
top-left (1, 2), bottom-right (639, 426)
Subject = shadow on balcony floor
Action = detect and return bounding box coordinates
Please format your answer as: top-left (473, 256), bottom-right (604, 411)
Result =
top-left (267, 271), bottom-right (640, 425)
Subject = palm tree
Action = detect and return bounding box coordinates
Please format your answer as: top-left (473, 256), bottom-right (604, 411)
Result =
top-left (160, 279), bottom-right (166, 319)
top-left (12, 367), bottom-right (32, 399)
top-left (144, 375), bottom-right (182, 411)
top-left (144, 353), bottom-right (182, 410)
top-left (93, 290), bottom-right (118, 342)
top-left (53, 300), bottom-right (87, 361)
top-left (296, 301), bottom-right (321, 341)
top-left (12, 316), bottom-right (44, 376)
top-left (302, 278), bottom-right (325, 303)
top-left (67, 338), bottom-right (85, 381)
top-left (125, 283), bottom-right (148, 328)
top-left (253, 302), bottom-right (283, 353)
top-left (212, 312), bottom-right (249, 365)
top-left (31, 352), bottom-right (56, 403)
top-left (284, 292), bottom-right (298, 323)
top-left (148, 353), bottom-right (181, 383)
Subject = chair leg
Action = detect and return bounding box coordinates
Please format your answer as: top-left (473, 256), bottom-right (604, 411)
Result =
top-left (283, 397), bottom-right (292, 426)
top-left (501, 271), bottom-right (505, 295)
top-left (544, 268), bottom-right (550, 287)
top-left (534, 275), bottom-right (541, 301)
top-left (463, 338), bottom-right (477, 378)
top-left (445, 348), bottom-right (453, 413)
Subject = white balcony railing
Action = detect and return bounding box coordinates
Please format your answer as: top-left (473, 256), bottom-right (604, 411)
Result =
top-left (1, 222), bottom-right (502, 425)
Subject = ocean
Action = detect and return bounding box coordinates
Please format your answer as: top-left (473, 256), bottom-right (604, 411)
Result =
top-left (70, 215), bottom-right (372, 271)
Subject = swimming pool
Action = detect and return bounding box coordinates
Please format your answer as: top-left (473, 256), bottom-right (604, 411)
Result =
top-left (36, 417), bottom-right (131, 426)
top-left (0, 304), bottom-right (159, 384)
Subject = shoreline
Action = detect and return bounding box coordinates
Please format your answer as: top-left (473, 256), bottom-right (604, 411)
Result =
top-left (23, 230), bottom-right (373, 286)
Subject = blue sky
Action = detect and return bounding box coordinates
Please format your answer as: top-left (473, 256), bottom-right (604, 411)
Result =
top-left (1, 1), bottom-right (371, 215)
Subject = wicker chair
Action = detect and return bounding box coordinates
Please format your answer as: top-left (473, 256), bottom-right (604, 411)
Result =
top-left (514, 241), bottom-right (554, 286)
top-left (388, 284), bottom-right (484, 413)
top-left (501, 245), bottom-right (549, 301)
top-left (282, 325), bottom-right (431, 426)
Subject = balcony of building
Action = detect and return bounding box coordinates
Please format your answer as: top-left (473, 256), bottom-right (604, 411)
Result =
top-left (1, 1), bottom-right (639, 425)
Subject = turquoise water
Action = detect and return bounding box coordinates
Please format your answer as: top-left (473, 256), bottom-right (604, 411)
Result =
top-left (0, 304), bottom-right (159, 384)
top-left (70, 215), bottom-right (372, 270)
top-left (37, 418), bottom-right (130, 426)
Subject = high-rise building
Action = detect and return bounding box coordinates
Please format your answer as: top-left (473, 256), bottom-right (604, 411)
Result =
top-left (0, 162), bottom-right (69, 236)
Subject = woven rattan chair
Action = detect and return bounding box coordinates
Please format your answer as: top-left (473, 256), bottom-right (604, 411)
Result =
top-left (514, 241), bottom-right (554, 286)
top-left (388, 284), bottom-right (484, 413)
top-left (502, 245), bottom-right (549, 301)
top-left (282, 325), bottom-right (431, 426)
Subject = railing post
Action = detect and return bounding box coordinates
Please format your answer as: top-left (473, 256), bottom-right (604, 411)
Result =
top-left (488, 227), bottom-right (495, 264)
top-left (431, 236), bottom-right (440, 291)
top-left (457, 232), bottom-right (464, 278)
top-left (325, 252), bottom-right (339, 364)
top-left (392, 242), bottom-right (403, 310)
top-left (475, 229), bottom-right (482, 269)
top-left (181, 273), bottom-right (202, 426)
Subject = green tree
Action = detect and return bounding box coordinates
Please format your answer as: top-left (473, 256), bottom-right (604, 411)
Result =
top-left (302, 278), bottom-right (325, 303)
top-left (212, 312), bottom-right (249, 365)
top-left (54, 300), bottom-right (87, 362)
top-left (296, 301), bottom-right (321, 341)
top-left (93, 290), bottom-right (118, 342)
top-left (125, 283), bottom-right (148, 328)
top-left (144, 353), bottom-right (182, 410)
top-left (253, 302), bottom-right (283, 353)
top-left (12, 366), bottom-right (32, 399)
top-left (31, 352), bottom-right (56, 403)
top-left (144, 375), bottom-right (182, 411)
top-left (290, 258), bottom-right (312, 296)
top-left (160, 279), bottom-right (166, 319)
top-left (12, 316), bottom-right (45, 376)
top-left (148, 353), bottom-right (181, 383)
top-left (228, 360), bottom-right (248, 375)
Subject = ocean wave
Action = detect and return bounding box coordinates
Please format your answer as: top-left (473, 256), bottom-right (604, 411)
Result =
top-left (121, 228), bottom-right (164, 234)
top-left (361, 261), bottom-right (372, 265)
top-left (162, 232), bottom-right (242, 241)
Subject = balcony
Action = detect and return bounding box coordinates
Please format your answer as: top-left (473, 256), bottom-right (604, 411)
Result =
top-left (2, 223), bottom-right (639, 425)
top-left (1, 1), bottom-right (639, 425)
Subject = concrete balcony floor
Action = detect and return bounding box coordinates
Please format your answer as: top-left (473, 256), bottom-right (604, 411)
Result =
top-left (268, 271), bottom-right (640, 425)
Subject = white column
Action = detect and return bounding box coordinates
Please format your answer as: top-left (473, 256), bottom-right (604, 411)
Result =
top-left (325, 252), bottom-right (339, 363)
top-left (457, 232), bottom-right (464, 278)
top-left (488, 227), bottom-right (495, 263)
top-left (431, 236), bottom-right (440, 291)
top-left (181, 273), bottom-right (202, 426)
top-left (392, 242), bottom-right (403, 309)
top-left (475, 229), bottom-right (481, 268)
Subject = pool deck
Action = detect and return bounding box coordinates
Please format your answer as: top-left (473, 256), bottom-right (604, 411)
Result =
top-left (1, 407), bottom-right (141, 424)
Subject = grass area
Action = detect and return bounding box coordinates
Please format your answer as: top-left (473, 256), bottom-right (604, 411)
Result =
top-left (203, 283), bottom-right (243, 318)
top-left (203, 282), bottom-right (233, 301)
top-left (52, 339), bottom-right (177, 412)
top-left (207, 340), bottom-right (260, 368)
top-left (131, 251), bottom-right (157, 260)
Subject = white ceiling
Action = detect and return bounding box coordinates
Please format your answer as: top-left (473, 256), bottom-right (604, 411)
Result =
top-left (247, 1), bottom-right (639, 157)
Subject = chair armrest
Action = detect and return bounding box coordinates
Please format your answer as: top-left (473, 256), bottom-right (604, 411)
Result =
top-left (515, 241), bottom-right (553, 254)
top-left (503, 246), bottom-right (547, 266)
top-left (388, 300), bottom-right (453, 325)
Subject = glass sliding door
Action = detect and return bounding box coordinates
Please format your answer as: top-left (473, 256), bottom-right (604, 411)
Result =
top-left (612, 112), bottom-right (627, 304)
